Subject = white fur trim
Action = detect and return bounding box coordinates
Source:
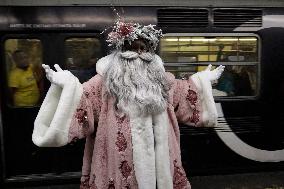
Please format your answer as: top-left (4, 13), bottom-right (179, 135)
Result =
top-left (152, 111), bottom-right (173, 189)
top-left (32, 75), bottom-right (83, 147)
top-left (96, 52), bottom-right (117, 76)
top-left (154, 54), bottom-right (165, 72)
top-left (191, 72), bottom-right (218, 127)
top-left (130, 113), bottom-right (156, 189)
top-left (129, 110), bottom-right (172, 189)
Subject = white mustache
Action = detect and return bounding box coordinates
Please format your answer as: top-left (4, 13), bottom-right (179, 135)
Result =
top-left (120, 51), bottom-right (154, 62)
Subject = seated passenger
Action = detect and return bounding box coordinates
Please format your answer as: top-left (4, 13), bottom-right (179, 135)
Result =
top-left (216, 66), bottom-right (235, 96)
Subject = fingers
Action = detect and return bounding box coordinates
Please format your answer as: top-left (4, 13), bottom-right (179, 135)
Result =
top-left (42, 64), bottom-right (65, 85)
top-left (42, 64), bottom-right (49, 69)
top-left (42, 64), bottom-right (64, 72)
top-left (205, 64), bottom-right (212, 71)
top-left (217, 65), bottom-right (225, 73)
top-left (54, 64), bottom-right (63, 72)
top-left (42, 64), bottom-right (51, 74)
top-left (42, 64), bottom-right (53, 81)
top-left (42, 64), bottom-right (52, 73)
top-left (213, 65), bottom-right (225, 72)
top-left (216, 65), bottom-right (225, 79)
top-left (207, 65), bottom-right (225, 81)
top-left (217, 65), bottom-right (225, 70)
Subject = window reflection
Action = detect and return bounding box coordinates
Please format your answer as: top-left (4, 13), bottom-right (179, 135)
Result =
top-left (65, 38), bottom-right (102, 83)
top-left (5, 39), bottom-right (44, 107)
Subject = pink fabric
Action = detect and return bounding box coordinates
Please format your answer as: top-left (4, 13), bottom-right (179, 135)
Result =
top-left (68, 73), bottom-right (204, 189)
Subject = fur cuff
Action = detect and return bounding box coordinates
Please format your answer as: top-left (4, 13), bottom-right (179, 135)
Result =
top-left (191, 72), bottom-right (218, 127)
top-left (32, 76), bottom-right (83, 147)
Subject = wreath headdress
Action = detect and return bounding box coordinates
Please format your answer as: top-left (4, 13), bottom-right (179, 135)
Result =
top-left (105, 20), bottom-right (163, 50)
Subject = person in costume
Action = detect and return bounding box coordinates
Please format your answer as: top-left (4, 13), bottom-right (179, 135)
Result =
top-left (32, 21), bottom-right (225, 189)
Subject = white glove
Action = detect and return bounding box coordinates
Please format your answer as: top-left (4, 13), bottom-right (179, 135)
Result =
top-left (42, 64), bottom-right (74, 88)
top-left (203, 64), bottom-right (225, 82)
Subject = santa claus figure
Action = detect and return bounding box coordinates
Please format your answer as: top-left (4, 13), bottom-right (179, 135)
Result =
top-left (32, 21), bottom-right (225, 189)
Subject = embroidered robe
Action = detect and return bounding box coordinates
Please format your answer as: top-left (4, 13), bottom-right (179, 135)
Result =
top-left (32, 54), bottom-right (217, 189)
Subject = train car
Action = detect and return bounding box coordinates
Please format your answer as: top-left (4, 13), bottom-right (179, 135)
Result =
top-left (0, 3), bottom-right (284, 186)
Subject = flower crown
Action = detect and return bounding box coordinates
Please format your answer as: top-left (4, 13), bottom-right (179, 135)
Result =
top-left (106, 21), bottom-right (163, 50)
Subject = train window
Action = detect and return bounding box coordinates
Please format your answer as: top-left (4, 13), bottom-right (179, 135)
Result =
top-left (65, 37), bottom-right (102, 83)
top-left (5, 39), bottom-right (44, 107)
top-left (165, 65), bottom-right (256, 96)
top-left (160, 35), bottom-right (259, 97)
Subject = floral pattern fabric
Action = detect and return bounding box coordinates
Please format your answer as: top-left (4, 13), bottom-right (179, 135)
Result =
top-left (69, 72), bottom-right (208, 189)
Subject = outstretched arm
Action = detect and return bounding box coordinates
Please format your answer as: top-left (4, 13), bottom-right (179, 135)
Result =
top-left (190, 65), bottom-right (225, 127)
top-left (173, 65), bottom-right (225, 127)
top-left (32, 64), bottom-right (101, 147)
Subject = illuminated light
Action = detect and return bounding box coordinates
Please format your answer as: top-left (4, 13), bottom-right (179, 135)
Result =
top-left (178, 38), bottom-right (192, 41)
top-left (218, 38), bottom-right (239, 41)
top-left (165, 37), bottom-right (257, 42)
top-left (218, 38), bottom-right (257, 41)
top-left (165, 38), bottom-right (178, 41)
top-left (165, 38), bottom-right (217, 42)
top-left (179, 38), bottom-right (217, 42)
top-left (204, 38), bottom-right (217, 42)
top-left (239, 38), bottom-right (257, 41)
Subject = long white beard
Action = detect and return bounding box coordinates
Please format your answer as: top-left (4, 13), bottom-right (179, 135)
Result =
top-left (104, 51), bottom-right (170, 116)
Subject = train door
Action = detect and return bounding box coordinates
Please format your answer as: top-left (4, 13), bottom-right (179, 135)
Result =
top-left (0, 32), bottom-right (104, 182)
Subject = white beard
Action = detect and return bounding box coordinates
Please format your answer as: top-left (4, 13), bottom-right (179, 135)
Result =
top-left (104, 51), bottom-right (170, 116)
top-left (105, 51), bottom-right (173, 189)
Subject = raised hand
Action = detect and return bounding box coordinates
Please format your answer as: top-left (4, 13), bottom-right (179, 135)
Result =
top-left (204, 64), bottom-right (225, 82)
top-left (42, 64), bottom-right (73, 87)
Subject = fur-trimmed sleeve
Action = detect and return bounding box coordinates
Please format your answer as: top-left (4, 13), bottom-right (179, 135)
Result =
top-left (171, 73), bottom-right (218, 127)
top-left (32, 74), bottom-right (102, 147)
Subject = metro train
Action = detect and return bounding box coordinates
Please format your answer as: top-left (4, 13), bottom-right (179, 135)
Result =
top-left (0, 5), bottom-right (284, 185)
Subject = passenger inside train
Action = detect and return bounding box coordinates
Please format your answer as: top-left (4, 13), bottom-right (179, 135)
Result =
top-left (8, 49), bottom-right (43, 107)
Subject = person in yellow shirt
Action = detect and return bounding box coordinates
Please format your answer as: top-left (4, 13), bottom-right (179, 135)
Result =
top-left (8, 50), bottom-right (42, 107)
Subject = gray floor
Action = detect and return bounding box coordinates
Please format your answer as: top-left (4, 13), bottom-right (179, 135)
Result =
top-left (4, 171), bottom-right (284, 189)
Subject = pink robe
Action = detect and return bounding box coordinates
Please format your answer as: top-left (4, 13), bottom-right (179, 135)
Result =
top-left (33, 55), bottom-right (217, 189)
top-left (68, 72), bottom-right (206, 189)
